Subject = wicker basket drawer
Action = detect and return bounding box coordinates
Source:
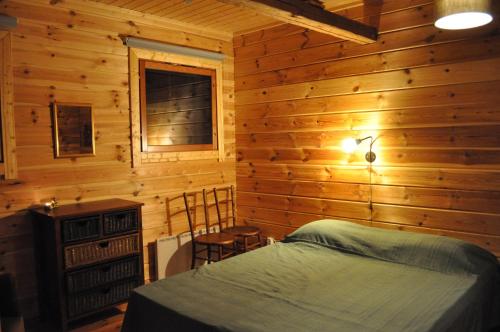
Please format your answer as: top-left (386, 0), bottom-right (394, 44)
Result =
top-left (61, 215), bottom-right (100, 243)
top-left (66, 256), bottom-right (141, 294)
top-left (103, 209), bottom-right (138, 235)
top-left (64, 234), bottom-right (140, 269)
top-left (67, 279), bottom-right (140, 318)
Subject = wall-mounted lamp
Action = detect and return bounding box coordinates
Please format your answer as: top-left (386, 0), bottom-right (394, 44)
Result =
top-left (342, 135), bottom-right (377, 224)
top-left (434, 0), bottom-right (493, 30)
top-left (341, 136), bottom-right (376, 163)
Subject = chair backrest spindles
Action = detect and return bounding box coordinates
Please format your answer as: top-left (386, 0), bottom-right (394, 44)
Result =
top-left (213, 188), bottom-right (224, 230)
top-left (183, 193), bottom-right (196, 240)
top-left (213, 186), bottom-right (237, 229)
top-left (229, 185), bottom-right (236, 228)
top-left (202, 189), bottom-right (212, 234)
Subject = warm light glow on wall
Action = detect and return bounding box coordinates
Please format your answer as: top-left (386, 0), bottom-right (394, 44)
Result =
top-left (341, 136), bottom-right (377, 163)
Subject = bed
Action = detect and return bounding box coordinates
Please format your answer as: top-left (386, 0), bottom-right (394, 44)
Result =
top-left (122, 219), bottom-right (500, 332)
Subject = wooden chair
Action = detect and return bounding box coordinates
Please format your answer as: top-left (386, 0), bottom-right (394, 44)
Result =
top-left (183, 191), bottom-right (235, 269)
top-left (213, 185), bottom-right (262, 253)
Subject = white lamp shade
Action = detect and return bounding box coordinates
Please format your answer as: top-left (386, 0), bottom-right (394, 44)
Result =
top-left (435, 0), bottom-right (493, 30)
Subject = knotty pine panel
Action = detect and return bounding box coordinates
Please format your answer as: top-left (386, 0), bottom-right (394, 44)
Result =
top-left (237, 58), bottom-right (500, 105)
top-left (0, 0), bottom-right (235, 320)
top-left (236, 126), bottom-right (500, 150)
top-left (236, 162), bottom-right (370, 183)
top-left (237, 191), bottom-right (371, 220)
top-left (371, 185), bottom-right (500, 214)
top-left (236, 105), bottom-right (500, 133)
top-left (234, 0), bottom-right (500, 258)
top-left (236, 35), bottom-right (500, 91)
top-left (236, 81), bottom-right (500, 122)
top-left (237, 163), bottom-right (500, 192)
top-left (237, 177), bottom-right (370, 201)
top-left (237, 146), bottom-right (500, 169)
top-left (2, 0), bottom-right (231, 52)
top-left (13, 47), bottom-right (131, 74)
top-left (235, 22), bottom-right (499, 77)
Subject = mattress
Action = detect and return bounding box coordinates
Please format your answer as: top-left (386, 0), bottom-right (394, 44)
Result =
top-left (122, 220), bottom-right (500, 332)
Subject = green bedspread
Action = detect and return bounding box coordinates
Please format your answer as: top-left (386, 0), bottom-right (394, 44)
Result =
top-left (122, 220), bottom-right (499, 332)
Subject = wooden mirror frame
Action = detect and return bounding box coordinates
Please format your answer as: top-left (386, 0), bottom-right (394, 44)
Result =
top-left (52, 102), bottom-right (95, 158)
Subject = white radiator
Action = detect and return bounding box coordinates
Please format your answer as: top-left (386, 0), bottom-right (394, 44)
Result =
top-left (155, 226), bottom-right (219, 280)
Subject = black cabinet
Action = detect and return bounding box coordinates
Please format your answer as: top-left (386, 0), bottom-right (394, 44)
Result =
top-left (32, 199), bottom-right (144, 331)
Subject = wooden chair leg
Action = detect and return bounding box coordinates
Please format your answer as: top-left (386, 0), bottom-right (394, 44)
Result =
top-left (257, 233), bottom-right (262, 247)
top-left (244, 236), bottom-right (248, 252)
top-left (207, 244), bottom-right (212, 264)
top-left (191, 242), bottom-right (196, 269)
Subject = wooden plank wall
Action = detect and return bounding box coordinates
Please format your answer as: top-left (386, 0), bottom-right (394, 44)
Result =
top-left (234, 0), bottom-right (500, 257)
top-left (0, 0), bottom-right (235, 319)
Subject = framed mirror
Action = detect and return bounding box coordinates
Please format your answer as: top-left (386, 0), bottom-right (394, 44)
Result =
top-left (52, 103), bottom-right (95, 158)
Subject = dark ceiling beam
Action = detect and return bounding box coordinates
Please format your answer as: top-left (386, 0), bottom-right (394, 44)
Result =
top-left (217, 0), bottom-right (378, 44)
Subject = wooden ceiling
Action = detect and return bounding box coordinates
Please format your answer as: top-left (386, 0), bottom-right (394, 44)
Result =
top-left (90, 0), bottom-right (363, 37)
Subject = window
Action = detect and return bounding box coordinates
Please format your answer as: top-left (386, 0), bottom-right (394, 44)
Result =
top-left (128, 46), bottom-right (225, 167)
top-left (139, 60), bottom-right (217, 152)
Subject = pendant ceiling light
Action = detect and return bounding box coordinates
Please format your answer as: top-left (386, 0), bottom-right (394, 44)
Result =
top-left (435, 0), bottom-right (493, 30)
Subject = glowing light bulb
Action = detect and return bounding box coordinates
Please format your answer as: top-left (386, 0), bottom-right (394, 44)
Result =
top-left (342, 138), bottom-right (358, 153)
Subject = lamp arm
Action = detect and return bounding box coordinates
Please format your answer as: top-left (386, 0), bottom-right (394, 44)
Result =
top-left (347, 135), bottom-right (376, 224)
top-left (355, 135), bottom-right (373, 145)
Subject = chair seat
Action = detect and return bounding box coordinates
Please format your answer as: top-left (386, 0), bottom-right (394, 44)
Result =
top-left (195, 232), bottom-right (235, 245)
top-left (223, 226), bottom-right (260, 237)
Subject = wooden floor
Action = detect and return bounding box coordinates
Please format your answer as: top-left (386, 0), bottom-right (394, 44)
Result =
top-left (70, 311), bottom-right (124, 332)
top-left (27, 305), bottom-right (126, 332)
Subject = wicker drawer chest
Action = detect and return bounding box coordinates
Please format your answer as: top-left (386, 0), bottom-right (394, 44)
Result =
top-left (31, 199), bottom-right (144, 331)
